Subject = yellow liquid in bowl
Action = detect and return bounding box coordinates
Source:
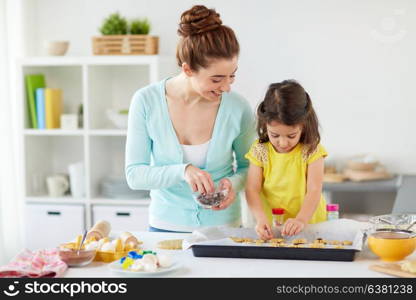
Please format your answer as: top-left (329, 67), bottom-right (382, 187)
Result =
top-left (368, 232), bottom-right (416, 262)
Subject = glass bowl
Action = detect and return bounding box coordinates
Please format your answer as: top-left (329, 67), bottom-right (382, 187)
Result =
top-left (58, 245), bottom-right (97, 267)
top-left (193, 189), bottom-right (228, 209)
top-left (369, 214), bottom-right (416, 232)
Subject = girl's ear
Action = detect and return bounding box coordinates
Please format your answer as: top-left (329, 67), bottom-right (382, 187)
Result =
top-left (182, 62), bottom-right (194, 77)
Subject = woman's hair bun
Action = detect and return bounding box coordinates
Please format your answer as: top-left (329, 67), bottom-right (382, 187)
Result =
top-left (178, 5), bottom-right (222, 37)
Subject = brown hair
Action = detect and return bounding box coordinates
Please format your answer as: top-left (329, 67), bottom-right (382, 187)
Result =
top-left (176, 5), bottom-right (240, 71)
top-left (256, 80), bottom-right (320, 156)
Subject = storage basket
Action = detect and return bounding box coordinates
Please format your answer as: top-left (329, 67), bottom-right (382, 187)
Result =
top-left (92, 35), bottom-right (159, 55)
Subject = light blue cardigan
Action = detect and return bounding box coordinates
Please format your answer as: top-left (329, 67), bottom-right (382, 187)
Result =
top-left (125, 78), bottom-right (255, 228)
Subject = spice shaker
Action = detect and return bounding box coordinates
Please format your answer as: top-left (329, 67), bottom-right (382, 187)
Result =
top-left (272, 208), bottom-right (285, 227)
top-left (326, 204), bottom-right (339, 221)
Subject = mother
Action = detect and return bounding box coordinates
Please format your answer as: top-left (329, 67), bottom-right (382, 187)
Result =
top-left (125, 5), bottom-right (254, 232)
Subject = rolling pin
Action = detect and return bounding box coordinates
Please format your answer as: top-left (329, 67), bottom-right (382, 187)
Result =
top-left (120, 231), bottom-right (140, 249)
top-left (86, 220), bottom-right (111, 241)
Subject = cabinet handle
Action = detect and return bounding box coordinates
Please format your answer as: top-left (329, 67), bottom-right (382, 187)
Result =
top-left (116, 212), bottom-right (130, 217)
top-left (47, 211), bottom-right (61, 216)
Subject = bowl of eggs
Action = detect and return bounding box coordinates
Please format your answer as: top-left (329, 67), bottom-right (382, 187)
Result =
top-left (60, 231), bottom-right (142, 265)
top-left (94, 232), bottom-right (142, 262)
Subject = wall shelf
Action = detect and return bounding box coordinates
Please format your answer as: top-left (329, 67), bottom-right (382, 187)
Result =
top-left (90, 198), bottom-right (151, 206)
top-left (18, 55), bottom-right (157, 249)
top-left (26, 196), bottom-right (86, 204)
top-left (18, 55), bottom-right (159, 66)
top-left (88, 129), bottom-right (127, 136)
top-left (24, 129), bottom-right (85, 136)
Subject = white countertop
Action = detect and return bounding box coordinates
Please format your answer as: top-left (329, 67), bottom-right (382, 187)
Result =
top-left (63, 231), bottom-right (414, 278)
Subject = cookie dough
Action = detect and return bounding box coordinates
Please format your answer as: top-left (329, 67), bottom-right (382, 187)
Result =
top-left (156, 239), bottom-right (183, 250)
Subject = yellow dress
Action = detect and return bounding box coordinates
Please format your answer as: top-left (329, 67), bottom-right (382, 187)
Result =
top-left (245, 140), bottom-right (328, 224)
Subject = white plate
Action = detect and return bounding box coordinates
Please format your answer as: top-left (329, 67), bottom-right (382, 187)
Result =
top-left (108, 258), bottom-right (182, 277)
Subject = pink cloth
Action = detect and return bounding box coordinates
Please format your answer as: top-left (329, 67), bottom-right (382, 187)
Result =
top-left (0, 248), bottom-right (67, 278)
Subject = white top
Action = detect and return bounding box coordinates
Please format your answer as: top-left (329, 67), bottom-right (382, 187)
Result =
top-left (180, 139), bottom-right (211, 169)
top-left (150, 139), bottom-right (218, 232)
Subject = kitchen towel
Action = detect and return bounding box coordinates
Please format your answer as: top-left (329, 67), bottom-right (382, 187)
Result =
top-left (0, 248), bottom-right (67, 278)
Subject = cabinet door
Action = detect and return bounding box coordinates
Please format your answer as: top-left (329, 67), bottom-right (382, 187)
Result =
top-left (92, 205), bottom-right (149, 232)
top-left (24, 204), bottom-right (85, 250)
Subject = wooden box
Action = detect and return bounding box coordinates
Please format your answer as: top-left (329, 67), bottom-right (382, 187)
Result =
top-left (92, 35), bottom-right (159, 55)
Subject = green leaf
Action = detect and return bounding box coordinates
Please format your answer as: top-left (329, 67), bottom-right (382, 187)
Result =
top-left (99, 12), bottom-right (128, 35)
top-left (129, 18), bottom-right (151, 35)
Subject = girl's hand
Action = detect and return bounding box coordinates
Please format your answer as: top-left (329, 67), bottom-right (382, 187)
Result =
top-left (281, 218), bottom-right (306, 236)
top-left (211, 178), bottom-right (235, 210)
top-left (184, 164), bottom-right (215, 195)
top-left (255, 218), bottom-right (273, 240)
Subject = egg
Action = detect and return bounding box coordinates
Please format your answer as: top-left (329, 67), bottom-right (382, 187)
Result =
top-left (100, 242), bottom-right (116, 252)
top-left (85, 241), bottom-right (98, 250)
top-left (142, 254), bottom-right (158, 265)
top-left (130, 260), bottom-right (144, 272)
top-left (110, 238), bottom-right (123, 252)
top-left (98, 237), bottom-right (109, 249)
top-left (157, 254), bottom-right (172, 268)
top-left (124, 241), bottom-right (136, 251)
top-left (143, 261), bottom-right (157, 272)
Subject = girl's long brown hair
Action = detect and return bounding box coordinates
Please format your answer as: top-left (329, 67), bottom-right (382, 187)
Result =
top-left (176, 5), bottom-right (239, 71)
top-left (257, 80), bottom-right (320, 156)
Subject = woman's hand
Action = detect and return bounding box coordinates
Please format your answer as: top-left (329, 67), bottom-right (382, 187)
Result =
top-left (281, 218), bottom-right (306, 236)
top-left (211, 178), bottom-right (235, 210)
top-left (255, 217), bottom-right (273, 240)
top-left (184, 164), bottom-right (215, 195)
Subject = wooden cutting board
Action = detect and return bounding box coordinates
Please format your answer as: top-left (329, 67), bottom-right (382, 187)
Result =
top-left (344, 169), bottom-right (392, 182)
top-left (369, 263), bottom-right (416, 278)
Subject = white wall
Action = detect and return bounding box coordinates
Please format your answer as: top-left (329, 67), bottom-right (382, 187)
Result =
top-left (25, 0), bottom-right (416, 173)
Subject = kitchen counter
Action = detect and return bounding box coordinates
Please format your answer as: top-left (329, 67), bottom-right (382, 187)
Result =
top-left (323, 175), bottom-right (402, 193)
top-left (322, 175), bottom-right (401, 205)
top-left (63, 231), bottom-right (414, 278)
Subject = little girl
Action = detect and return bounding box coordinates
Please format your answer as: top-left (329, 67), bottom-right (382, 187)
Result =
top-left (245, 80), bottom-right (327, 239)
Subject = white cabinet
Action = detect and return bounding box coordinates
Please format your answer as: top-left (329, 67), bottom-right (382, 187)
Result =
top-left (24, 204), bottom-right (85, 250)
top-left (92, 205), bottom-right (149, 232)
top-left (18, 56), bottom-right (157, 249)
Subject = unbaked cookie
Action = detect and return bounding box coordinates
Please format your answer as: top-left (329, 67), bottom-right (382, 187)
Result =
top-left (230, 237), bottom-right (245, 243)
top-left (242, 238), bottom-right (254, 243)
top-left (328, 240), bottom-right (341, 245)
top-left (292, 238), bottom-right (307, 245)
top-left (314, 238), bottom-right (327, 244)
top-left (270, 238), bottom-right (285, 243)
top-left (156, 239), bottom-right (183, 250)
top-left (310, 243), bottom-right (325, 248)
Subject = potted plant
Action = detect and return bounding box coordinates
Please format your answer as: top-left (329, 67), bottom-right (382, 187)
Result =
top-left (92, 12), bottom-right (158, 55)
top-left (130, 18), bottom-right (150, 35)
top-left (99, 12), bottom-right (128, 35)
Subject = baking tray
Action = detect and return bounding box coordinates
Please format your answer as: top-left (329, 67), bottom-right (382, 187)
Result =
top-left (191, 245), bottom-right (359, 262)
